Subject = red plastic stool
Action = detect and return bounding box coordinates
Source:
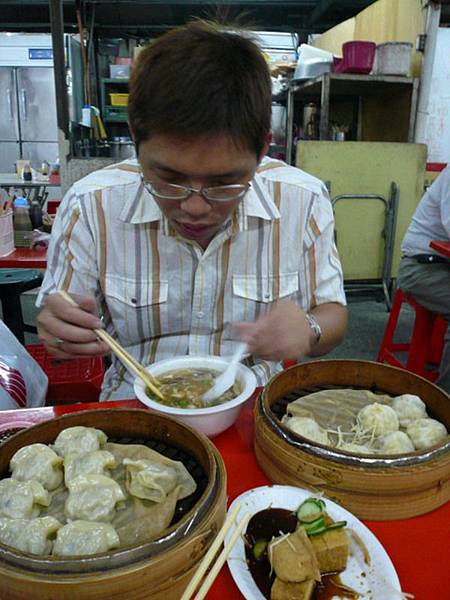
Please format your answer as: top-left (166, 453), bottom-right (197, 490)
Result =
top-left (377, 289), bottom-right (446, 381)
top-left (26, 344), bottom-right (104, 405)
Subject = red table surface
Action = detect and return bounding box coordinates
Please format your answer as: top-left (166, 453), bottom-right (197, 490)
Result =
top-left (0, 398), bottom-right (448, 599)
top-left (0, 247), bottom-right (47, 269)
top-left (430, 239), bottom-right (450, 260)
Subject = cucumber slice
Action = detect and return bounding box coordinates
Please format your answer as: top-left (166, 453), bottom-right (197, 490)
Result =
top-left (307, 520), bottom-right (347, 537)
top-left (324, 520), bottom-right (347, 531)
top-left (302, 516), bottom-right (325, 534)
top-left (296, 498), bottom-right (325, 523)
top-left (253, 539), bottom-right (268, 560)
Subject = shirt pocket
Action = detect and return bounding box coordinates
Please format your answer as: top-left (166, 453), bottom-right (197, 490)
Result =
top-left (232, 272), bottom-right (299, 304)
top-left (103, 275), bottom-right (168, 343)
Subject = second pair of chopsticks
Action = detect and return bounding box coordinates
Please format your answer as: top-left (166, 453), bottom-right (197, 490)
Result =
top-left (180, 502), bottom-right (250, 600)
top-left (58, 290), bottom-right (165, 401)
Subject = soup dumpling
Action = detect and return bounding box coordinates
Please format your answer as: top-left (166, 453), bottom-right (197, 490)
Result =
top-left (10, 443), bottom-right (63, 491)
top-left (336, 442), bottom-right (373, 455)
top-left (64, 450), bottom-right (116, 485)
top-left (123, 458), bottom-right (178, 502)
top-left (357, 403), bottom-right (399, 436)
top-left (0, 516), bottom-right (61, 555)
top-left (53, 520), bottom-right (120, 556)
top-left (377, 431), bottom-right (415, 455)
top-left (406, 418), bottom-right (448, 451)
top-left (392, 394), bottom-right (427, 428)
top-left (282, 416), bottom-right (329, 445)
top-left (0, 478), bottom-right (50, 519)
top-left (53, 426), bottom-right (107, 458)
top-left (65, 474), bottom-right (125, 522)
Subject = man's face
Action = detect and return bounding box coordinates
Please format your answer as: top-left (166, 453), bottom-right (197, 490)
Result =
top-left (138, 133), bottom-right (261, 248)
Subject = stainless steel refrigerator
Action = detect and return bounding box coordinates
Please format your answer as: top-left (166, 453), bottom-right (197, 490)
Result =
top-left (0, 33), bottom-right (82, 172)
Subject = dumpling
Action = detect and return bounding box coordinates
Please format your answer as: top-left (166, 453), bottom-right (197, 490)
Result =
top-left (392, 394), bottom-right (427, 428)
top-left (357, 403), bottom-right (399, 436)
top-left (64, 450), bottom-right (116, 485)
top-left (0, 478), bottom-right (50, 519)
top-left (123, 459), bottom-right (178, 502)
top-left (282, 416), bottom-right (329, 445)
top-left (65, 474), bottom-right (125, 522)
top-left (336, 442), bottom-right (373, 455)
top-left (53, 426), bottom-right (107, 458)
top-left (10, 443), bottom-right (63, 491)
top-left (377, 431), bottom-right (415, 455)
top-left (0, 516), bottom-right (61, 555)
top-left (52, 520), bottom-right (120, 556)
top-left (406, 418), bottom-right (448, 451)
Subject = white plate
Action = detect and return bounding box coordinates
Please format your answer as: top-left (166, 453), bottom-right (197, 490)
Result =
top-left (225, 485), bottom-right (402, 600)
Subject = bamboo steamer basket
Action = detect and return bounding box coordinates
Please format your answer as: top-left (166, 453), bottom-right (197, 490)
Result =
top-left (0, 409), bottom-right (227, 600)
top-left (254, 360), bottom-right (450, 520)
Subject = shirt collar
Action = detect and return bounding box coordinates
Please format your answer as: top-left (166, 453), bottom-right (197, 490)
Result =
top-left (119, 167), bottom-right (280, 226)
top-left (119, 178), bottom-right (163, 224)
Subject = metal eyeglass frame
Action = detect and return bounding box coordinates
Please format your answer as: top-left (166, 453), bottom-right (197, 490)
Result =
top-left (141, 175), bottom-right (250, 203)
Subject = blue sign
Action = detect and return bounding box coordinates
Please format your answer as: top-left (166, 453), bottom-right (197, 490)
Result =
top-left (29, 48), bottom-right (53, 60)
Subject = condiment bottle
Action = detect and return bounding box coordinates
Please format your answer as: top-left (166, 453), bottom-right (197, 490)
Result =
top-left (29, 200), bottom-right (43, 229)
top-left (22, 163), bottom-right (32, 182)
top-left (13, 197), bottom-right (33, 247)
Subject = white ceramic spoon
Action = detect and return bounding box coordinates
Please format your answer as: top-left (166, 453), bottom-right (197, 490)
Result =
top-left (202, 342), bottom-right (248, 404)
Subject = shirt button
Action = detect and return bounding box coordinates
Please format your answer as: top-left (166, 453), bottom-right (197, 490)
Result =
top-left (197, 311), bottom-right (204, 319)
top-left (131, 298), bottom-right (137, 304)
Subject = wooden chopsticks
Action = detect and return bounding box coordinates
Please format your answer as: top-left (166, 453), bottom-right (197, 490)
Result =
top-left (58, 290), bottom-right (165, 401)
top-left (180, 502), bottom-right (250, 600)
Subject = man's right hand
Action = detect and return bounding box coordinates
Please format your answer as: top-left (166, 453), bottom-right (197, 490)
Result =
top-left (37, 292), bottom-right (109, 358)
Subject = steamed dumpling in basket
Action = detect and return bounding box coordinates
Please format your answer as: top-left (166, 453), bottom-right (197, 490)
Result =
top-left (392, 394), bottom-right (427, 428)
top-left (10, 443), bottom-right (63, 491)
top-left (65, 474), bottom-right (126, 522)
top-left (281, 415), bottom-right (329, 445)
top-left (406, 418), bottom-right (448, 451)
top-left (53, 426), bottom-right (107, 458)
top-left (0, 516), bottom-right (61, 556)
top-left (0, 478), bottom-right (50, 519)
top-left (53, 520), bottom-right (120, 556)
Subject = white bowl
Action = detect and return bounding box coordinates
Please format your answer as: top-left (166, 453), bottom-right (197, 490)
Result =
top-left (133, 355), bottom-right (257, 438)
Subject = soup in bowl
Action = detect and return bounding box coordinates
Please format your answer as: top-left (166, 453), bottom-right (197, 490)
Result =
top-left (133, 356), bottom-right (257, 437)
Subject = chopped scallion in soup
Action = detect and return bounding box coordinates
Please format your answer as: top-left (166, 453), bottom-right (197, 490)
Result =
top-left (146, 368), bottom-right (242, 408)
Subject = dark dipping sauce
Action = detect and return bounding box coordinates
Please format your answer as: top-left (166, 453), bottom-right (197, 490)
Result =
top-left (244, 508), bottom-right (359, 600)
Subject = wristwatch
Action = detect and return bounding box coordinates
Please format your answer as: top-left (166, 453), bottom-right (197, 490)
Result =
top-left (305, 313), bottom-right (322, 343)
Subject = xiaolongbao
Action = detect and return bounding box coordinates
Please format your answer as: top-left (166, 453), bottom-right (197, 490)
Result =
top-left (357, 403), bottom-right (399, 436)
top-left (0, 478), bottom-right (50, 519)
top-left (392, 394), bottom-right (427, 428)
top-left (406, 418), bottom-right (448, 451)
top-left (377, 431), bottom-right (415, 455)
top-left (52, 520), bottom-right (120, 556)
top-left (10, 443), bottom-right (63, 491)
top-left (336, 442), bottom-right (373, 455)
top-left (282, 416), bottom-right (329, 445)
top-left (53, 426), bottom-right (107, 458)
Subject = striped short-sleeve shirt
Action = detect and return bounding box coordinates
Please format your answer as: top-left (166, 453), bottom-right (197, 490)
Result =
top-left (37, 157), bottom-right (346, 400)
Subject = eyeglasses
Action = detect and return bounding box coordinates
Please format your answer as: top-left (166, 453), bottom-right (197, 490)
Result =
top-left (141, 176), bottom-right (250, 202)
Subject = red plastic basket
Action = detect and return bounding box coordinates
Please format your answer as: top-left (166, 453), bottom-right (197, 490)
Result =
top-left (26, 344), bottom-right (104, 405)
top-left (335, 41), bottom-right (376, 74)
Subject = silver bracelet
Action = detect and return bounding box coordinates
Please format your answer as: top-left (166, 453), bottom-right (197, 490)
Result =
top-left (305, 313), bottom-right (322, 342)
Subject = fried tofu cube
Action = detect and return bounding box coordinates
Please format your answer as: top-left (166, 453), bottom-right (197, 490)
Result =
top-left (269, 527), bottom-right (321, 583)
top-left (310, 526), bottom-right (349, 573)
top-left (271, 577), bottom-right (316, 600)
